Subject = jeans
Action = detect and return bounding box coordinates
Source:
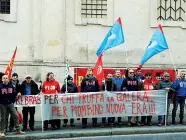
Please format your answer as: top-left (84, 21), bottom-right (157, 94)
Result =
top-left (0, 104), bottom-right (20, 133)
top-left (6, 107), bottom-right (17, 130)
top-left (158, 98), bottom-right (171, 123)
top-left (172, 96), bottom-right (185, 123)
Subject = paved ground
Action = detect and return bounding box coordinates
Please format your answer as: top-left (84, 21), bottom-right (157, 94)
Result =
top-left (40, 133), bottom-right (186, 140)
top-left (1, 116), bottom-right (186, 140)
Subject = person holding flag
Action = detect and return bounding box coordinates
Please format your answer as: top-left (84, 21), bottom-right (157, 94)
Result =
top-left (61, 75), bottom-right (78, 127)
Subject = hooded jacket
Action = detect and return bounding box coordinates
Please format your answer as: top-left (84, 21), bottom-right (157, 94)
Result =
top-left (120, 76), bottom-right (139, 91)
top-left (80, 75), bottom-right (99, 92)
top-left (42, 79), bottom-right (60, 94)
top-left (0, 82), bottom-right (17, 104)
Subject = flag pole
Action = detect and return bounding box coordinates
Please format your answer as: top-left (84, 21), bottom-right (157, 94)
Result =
top-left (65, 56), bottom-right (68, 93)
top-left (125, 46), bottom-right (129, 66)
top-left (168, 49), bottom-right (177, 77)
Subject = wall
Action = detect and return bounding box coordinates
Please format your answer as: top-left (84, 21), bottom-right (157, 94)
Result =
top-left (0, 0), bottom-right (186, 82)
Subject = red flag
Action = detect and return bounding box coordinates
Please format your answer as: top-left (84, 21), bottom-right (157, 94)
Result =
top-left (93, 55), bottom-right (104, 85)
top-left (5, 47), bottom-right (17, 79)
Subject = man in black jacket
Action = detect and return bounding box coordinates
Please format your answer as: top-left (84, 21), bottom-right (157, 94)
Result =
top-left (20, 75), bottom-right (40, 131)
top-left (6, 73), bottom-right (21, 131)
top-left (101, 73), bottom-right (117, 127)
top-left (0, 74), bottom-right (25, 137)
top-left (121, 69), bottom-right (140, 126)
top-left (61, 75), bottom-right (78, 127)
top-left (80, 68), bottom-right (99, 128)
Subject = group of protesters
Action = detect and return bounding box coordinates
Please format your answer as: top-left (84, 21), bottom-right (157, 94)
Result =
top-left (0, 68), bottom-right (186, 137)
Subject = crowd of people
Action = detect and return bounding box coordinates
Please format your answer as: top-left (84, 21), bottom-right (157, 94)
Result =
top-left (0, 68), bottom-right (186, 137)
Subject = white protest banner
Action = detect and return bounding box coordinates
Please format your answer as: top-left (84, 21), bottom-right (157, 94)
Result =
top-left (41, 90), bottom-right (167, 120)
top-left (15, 95), bottom-right (41, 107)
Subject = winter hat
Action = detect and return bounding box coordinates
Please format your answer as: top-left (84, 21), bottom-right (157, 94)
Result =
top-left (25, 75), bottom-right (32, 79)
top-left (67, 75), bottom-right (73, 81)
top-left (12, 73), bottom-right (18, 77)
top-left (163, 72), bottom-right (170, 77)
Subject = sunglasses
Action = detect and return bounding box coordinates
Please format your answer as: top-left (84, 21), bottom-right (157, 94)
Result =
top-left (26, 77), bottom-right (31, 79)
top-left (164, 76), bottom-right (169, 77)
top-left (3, 77), bottom-right (8, 79)
top-left (146, 75), bottom-right (151, 77)
top-left (129, 72), bottom-right (134, 74)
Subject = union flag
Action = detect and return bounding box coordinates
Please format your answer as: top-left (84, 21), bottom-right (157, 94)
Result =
top-left (93, 54), bottom-right (104, 85)
top-left (5, 47), bottom-right (17, 79)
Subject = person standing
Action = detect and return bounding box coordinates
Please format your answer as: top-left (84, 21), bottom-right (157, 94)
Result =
top-left (0, 74), bottom-right (24, 137)
top-left (20, 75), bottom-right (40, 131)
top-left (139, 72), bottom-right (156, 126)
top-left (81, 68), bottom-right (99, 128)
top-left (157, 72), bottom-right (175, 126)
top-left (61, 75), bottom-right (78, 127)
top-left (101, 73), bottom-right (117, 127)
top-left (112, 70), bottom-right (124, 125)
top-left (7, 73), bottom-right (21, 132)
top-left (121, 69), bottom-right (140, 126)
top-left (135, 68), bottom-right (145, 83)
top-left (42, 72), bottom-right (61, 130)
top-left (172, 70), bottom-right (186, 124)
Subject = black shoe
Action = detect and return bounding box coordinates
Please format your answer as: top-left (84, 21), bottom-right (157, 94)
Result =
top-left (70, 123), bottom-right (75, 127)
top-left (92, 123), bottom-right (97, 127)
top-left (172, 121), bottom-right (177, 125)
top-left (101, 123), bottom-right (106, 128)
top-left (82, 124), bottom-right (87, 128)
top-left (9, 127), bottom-right (15, 132)
top-left (30, 127), bottom-right (35, 131)
top-left (63, 124), bottom-right (67, 127)
top-left (51, 127), bottom-right (56, 130)
top-left (180, 121), bottom-right (185, 125)
top-left (44, 127), bottom-right (48, 130)
top-left (22, 127), bottom-right (27, 131)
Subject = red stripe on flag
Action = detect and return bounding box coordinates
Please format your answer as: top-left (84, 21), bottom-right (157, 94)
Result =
top-left (5, 47), bottom-right (17, 79)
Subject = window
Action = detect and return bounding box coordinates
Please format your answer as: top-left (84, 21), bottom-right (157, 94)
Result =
top-left (0, 0), bottom-right (18, 22)
top-left (81, 0), bottom-right (107, 19)
top-left (150, 0), bottom-right (186, 28)
top-left (0, 0), bottom-right (10, 14)
top-left (157, 0), bottom-right (186, 21)
top-left (75, 0), bottom-right (114, 26)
